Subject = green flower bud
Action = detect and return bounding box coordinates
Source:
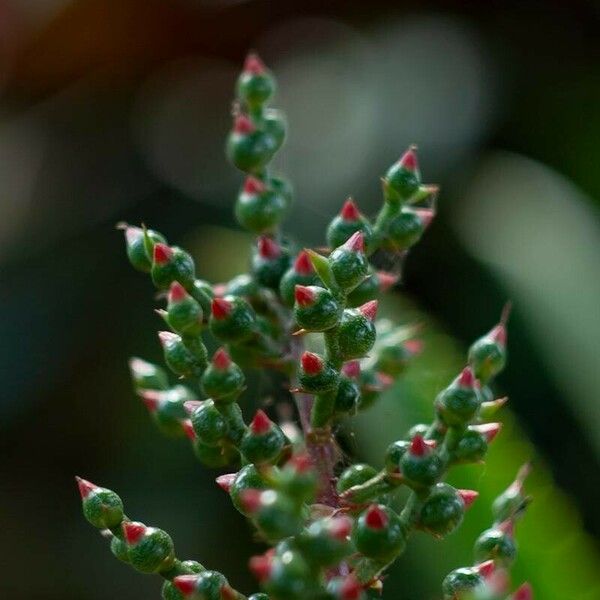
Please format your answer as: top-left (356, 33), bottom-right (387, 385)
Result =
top-left (274, 454), bottom-right (317, 503)
top-left (158, 331), bottom-right (206, 378)
top-left (452, 424), bottom-right (501, 464)
top-left (161, 561), bottom-right (205, 600)
top-left (236, 176), bottom-right (287, 234)
top-left (384, 147), bottom-right (421, 204)
top-left (250, 548), bottom-right (312, 600)
top-left (110, 535), bottom-right (130, 563)
top-left (190, 437), bottom-right (237, 468)
top-left (263, 108), bottom-right (286, 151)
top-left (294, 285), bottom-right (342, 332)
top-left (337, 463), bottom-right (379, 494)
top-left (76, 477), bottom-right (124, 529)
top-left (240, 489), bottom-right (303, 541)
top-left (241, 410), bottom-right (286, 464)
top-left (492, 465), bottom-right (531, 523)
top-left (188, 400), bottom-right (229, 447)
top-left (442, 567), bottom-right (483, 600)
top-left (328, 232), bottom-right (369, 292)
top-left (201, 348), bottom-right (245, 401)
top-left (435, 367), bottom-right (482, 426)
top-left (376, 339), bottom-right (423, 377)
top-left (297, 515), bottom-right (353, 567)
top-left (251, 236), bottom-right (291, 289)
top-left (129, 357), bottom-right (170, 391)
top-left (223, 273), bottom-right (259, 299)
top-left (138, 385), bottom-right (195, 437)
top-left (327, 574), bottom-right (365, 600)
top-left (209, 296), bottom-right (256, 343)
top-left (468, 321), bottom-right (508, 384)
top-left (226, 114), bottom-right (279, 173)
top-left (151, 243), bottom-right (196, 290)
top-left (123, 521), bottom-right (175, 574)
top-left (474, 522), bottom-right (517, 566)
top-left (418, 484), bottom-right (476, 537)
top-left (400, 435), bottom-right (444, 488)
top-left (279, 250), bottom-right (318, 307)
top-left (352, 504), bottom-right (406, 562)
top-left (172, 570), bottom-right (231, 600)
top-left (166, 282), bottom-right (203, 337)
top-left (123, 225), bottom-right (166, 273)
top-left (333, 375), bottom-right (360, 416)
top-left (336, 301), bottom-right (377, 360)
top-left (384, 440), bottom-right (410, 474)
top-left (299, 352), bottom-right (339, 393)
top-left (237, 53), bottom-right (276, 107)
top-left (384, 208), bottom-right (432, 251)
top-left (326, 198), bottom-right (374, 251)
top-left (228, 464), bottom-right (267, 516)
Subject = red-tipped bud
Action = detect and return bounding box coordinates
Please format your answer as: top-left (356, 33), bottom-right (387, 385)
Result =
top-left (211, 297), bottom-right (232, 319)
top-left (213, 347), bottom-right (232, 370)
top-left (158, 331), bottom-right (178, 347)
top-left (477, 560), bottom-right (496, 579)
top-left (153, 243), bottom-right (173, 265)
top-left (409, 434), bottom-right (429, 457)
top-left (339, 574), bottom-right (363, 600)
top-left (169, 281), bottom-right (188, 303)
top-left (498, 519), bottom-right (515, 536)
top-left (216, 473), bottom-right (236, 493)
top-left (233, 114), bottom-right (255, 135)
top-left (489, 323), bottom-right (507, 346)
top-left (377, 271), bottom-right (399, 291)
top-left (123, 521), bottom-right (146, 545)
top-left (294, 250), bottom-right (314, 275)
top-left (243, 176), bottom-right (267, 195)
top-left (239, 489), bottom-right (263, 514)
top-left (340, 198), bottom-right (361, 221)
top-left (173, 575), bottom-right (199, 597)
top-left (458, 489), bottom-right (479, 509)
top-left (404, 339), bottom-right (424, 356)
top-left (183, 400), bottom-right (203, 414)
top-left (301, 351), bottom-right (324, 375)
top-left (220, 585), bottom-right (237, 600)
top-left (75, 476), bottom-right (98, 499)
top-left (513, 583), bottom-right (533, 600)
top-left (330, 516), bottom-right (352, 541)
top-left (342, 360), bottom-right (361, 379)
top-left (244, 52), bottom-right (267, 74)
top-left (458, 366), bottom-right (477, 388)
top-left (343, 231), bottom-right (364, 253)
top-left (414, 208), bottom-right (436, 228)
top-left (471, 422), bottom-right (502, 443)
top-left (258, 236), bottom-right (281, 259)
top-left (294, 285), bottom-right (315, 306)
top-left (249, 554), bottom-right (273, 582)
top-left (289, 453), bottom-right (312, 473)
top-left (359, 300), bottom-right (378, 321)
top-left (376, 371), bottom-right (395, 389)
top-left (398, 145), bottom-right (419, 173)
top-left (140, 390), bottom-right (161, 412)
top-left (250, 410), bottom-right (272, 435)
top-left (125, 226), bottom-right (143, 245)
top-left (182, 419), bottom-right (197, 441)
top-left (365, 505), bottom-right (388, 530)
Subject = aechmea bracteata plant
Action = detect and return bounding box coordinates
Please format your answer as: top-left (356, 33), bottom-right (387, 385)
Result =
top-left (78, 53), bottom-right (532, 600)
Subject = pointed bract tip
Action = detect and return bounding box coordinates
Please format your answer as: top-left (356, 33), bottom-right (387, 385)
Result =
top-left (140, 390), bottom-right (161, 412)
top-left (290, 453), bottom-right (312, 473)
top-left (211, 297), bottom-right (232, 319)
top-left (233, 113), bottom-right (255, 134)
top-left (404, 339), bottom-right (424, 355)
top-left (183, 400), bottom-right (203, 414)
top-left (359, 300), bottom-right (378, 321)
top-left (409, 434), bottom-right (428, 457)
top-left (340, 574), bottom-right (363, 600)
top-left (477, 560), bottom-right (496, 579)
top-left (377, 271), bottom-right (399, 291)
top-left (498, 519), bottom-right (515, 536)
top-left (458, 366), bottom-right (476, 388)
top-left (216, 473), bottom-right (236, 494)
top-left (220, 585), bottom-right (237, 600)
top-left (340, 198), bottom-right (361, 221)
top-left (239, 489), bottom-right (263, 514)
top-left (249, 554), bottom-right (272, 581)
top-left (414, 208), bottom-right (436, 228)
top-left (342, 360), bottom-right (361, 379)
top-left (489, 323), bottom-right (507, 346)
top-left (294, 285), bottom-right (315, 306)
top-left (343, 231), bottom-right (364, 253)
top-left (250, 409), bottom-right (272, 435)
top-left (182, 419), bottom-right (197, 441)
top-left (398, 146), bottom-right (419, 172)
top-left (125, 225), bottom-right (143, 246)
top-left (153, 243), bottom-right (173, 265)
top-left (513, 583), bottom-right (533, 600)
top-left (173, 575), bottom-right (199, 596)
top-left (244, 52), bottom-right (267, 74)
top-left (458, 489), bottom-right (479, 508)
top-left (168, 281), bottom-right (188, 303)
top-left (376, 371), bottom-right (394, 389)
top-left (158, 331), bottom-right (178, 347)
top-left (365, 505), bottom-right (389, 530)
top-left (243, 175), bottom-right (266, 195)
top-left (294, 250), bottom-right (313, 275)
top-left (213, 347), bottom-right (232, 370)
top-left (301, 351), bottom-right (324, 375)
top-left (258, 236), bottom-right (281, 259)
top-left (75, 476), bottom-right (98, 499)
top-left (474, 422), bottom-right (502, 443)
top-left (123, 521), bottom-right (146, 545)
top-left (330, 515), bottom-right (352, 541)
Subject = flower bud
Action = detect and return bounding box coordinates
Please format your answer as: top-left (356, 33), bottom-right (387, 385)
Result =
top-left (474, 521), bottom-right (517, 566)
top-left (240, 489), bottom-right (302, 541)
top-left (166, 282), bottom-right (204, 337)
top-left (129, 357), bottom-right (170, 391)
top-left (376, 338), bottom-right (423, 377)
top-left (226, 114), bottom-right (279, 173)
top-left (451, 429), bottom-right (488, 464)
top-left (297, 515), bottom-right (353, 567)
top-left (418, 483), bottom-right (473, 537)
top-left (327, 574), bottom-right (365, 600)
top-left (442, 567), bottom-right (483, 600)
top-left (435, 367), bottom-right (482, 426)
top-left (294, 285), bottom-right (342, 332)
top-left (298, 352), bottom-right (339, 393)
top-left (352, 504), bottom-right (406, 562)
top-left (337, 463), bottom-right (379, 494)
top-left (251, 548), bottom-right (311, 600)
top-left (333, 374), bottom-right (360, 416)
top-left (159, 331), bottom-right (207, 378)
top-left (400, 435), bottom-right (445, 488)
top-left (76, 477), bottom-right (124, 529)
top-left (468, 319), bottom-right (508, 384)
top-left (229, 464), bottom-right (267, 516)
top-left (188, 400), bottom-right (229, 447)
top-left (237, 53), bottom-right (276, 108)
top-left (252, 237), bottom-right (291, 289)
top-left (384, 146), bottom-right (421, 204)
top-left (328, 232), bottom-right (369, 292)
top-left (240, 410), bottom-right (286, 464)
top-left (492, 464), bottom-right (531, 523)
top-left (201, 348), bottom-right (245, 401)
top-left (384, 440), bottom-right (410, 474)
top-left (336, 301), bottom-right (377, 360)
top-left (263, 108), bottom-right (286, 151)
top-left (279, 250), bottom-right (318, 307)
top-left (189, 434), bottom-right (238, 468)
top-left (123, 225), bottom-right (166, 273)
top-left (235, 176), bottom-right (287, 234)
top-left (326, 198), bottom-right (374, 251)
top-left (209, 296), bottom-right (256, 343)
top-left (151, 244), bottom-right (196, 290)
top-left (161, 561), bottom-right (205, 600)
top-left (274, 454), bottom-right (317, 502)
top-left (173, 570), bottom-right (230, 600)
top-left (138, 385), bottom-right (194, 437)
top-left (383, 207), bottom-right (432, 251)
top-left (123, 521), bottom-right (175, 574)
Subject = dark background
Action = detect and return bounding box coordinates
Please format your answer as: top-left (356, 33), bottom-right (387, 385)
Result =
top-left (0, 1), bottom-right (599, 598)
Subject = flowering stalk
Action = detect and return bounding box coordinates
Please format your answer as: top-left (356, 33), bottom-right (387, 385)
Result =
top-left (76, 54), bottom-right (533, 600)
